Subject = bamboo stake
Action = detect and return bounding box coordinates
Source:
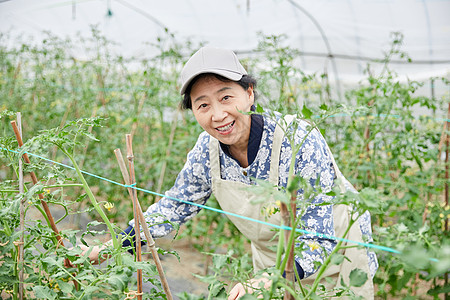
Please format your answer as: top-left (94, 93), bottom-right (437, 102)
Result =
top-left (125, 134), bottom-right (143, 300)
top-left (17, 113), bottom-right (25, 300)
top-left (11, 121), bottom-right (64, 247)
top-left (114, 148), bottom-right (173, 300)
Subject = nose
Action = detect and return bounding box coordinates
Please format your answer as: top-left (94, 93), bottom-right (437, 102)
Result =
top-left (211, 105), bottom-right (227, 122)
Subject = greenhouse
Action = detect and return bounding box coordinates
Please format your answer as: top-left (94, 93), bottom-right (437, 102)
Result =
top-left (1, 0), bottom-right (449, 299)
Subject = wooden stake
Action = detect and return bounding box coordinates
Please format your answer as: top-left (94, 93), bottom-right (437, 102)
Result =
top-left (17, 113), bottom-right (25, 300)
top-left (11, 119), bottom-right (79, 290)
top-left (11, 121), bottom-right (64, 247)
top-left (114, 148), bottom-right (173, 300)
top-left (125, 134), bottom-right (143, 300)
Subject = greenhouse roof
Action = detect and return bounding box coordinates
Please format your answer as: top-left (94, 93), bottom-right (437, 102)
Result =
top-left (1, 0), bottom-right (449, 88)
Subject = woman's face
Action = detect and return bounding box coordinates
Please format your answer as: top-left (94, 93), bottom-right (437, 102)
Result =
top-left (190, 75), bottom-right (254, 151)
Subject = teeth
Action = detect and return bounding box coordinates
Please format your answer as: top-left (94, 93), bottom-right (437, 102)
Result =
top-left (217, 121), bottom-right (234, 132)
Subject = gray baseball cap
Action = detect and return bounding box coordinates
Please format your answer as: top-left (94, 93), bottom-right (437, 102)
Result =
top-left (179, 47), bottom-right (247, 95)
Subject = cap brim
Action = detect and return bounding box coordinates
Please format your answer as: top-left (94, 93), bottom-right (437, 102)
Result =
top-left (180, 69), bottom-right (244, 95)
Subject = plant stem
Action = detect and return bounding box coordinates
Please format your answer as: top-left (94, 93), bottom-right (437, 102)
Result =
top-left (294, 262), bottom-right (306, 297)
top-left (44, 184), bottom-right (83, 189)
top-left (307, 217), bottom-right (355, 296)
top-left (283, 192), bottom-right (297, 300)
top-left (275, 225), bottom-right (285, 269)
top-left (277, 281), bottom-right (300, 300)
top-left (63, 148), bottom-right (121, 265)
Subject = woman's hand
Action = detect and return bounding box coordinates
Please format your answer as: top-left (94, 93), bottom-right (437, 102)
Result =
top-left (228, 273), bottom-right (272, 300)
top-left (78, 240), bottom-right (112, 264)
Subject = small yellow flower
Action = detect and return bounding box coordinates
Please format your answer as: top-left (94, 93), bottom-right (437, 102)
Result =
top-left (104, 202), bottom-right (115, 212)
top-left (266, 206), bottom-right (276, 215)
top-left (440, 213), bottom-right (445, 219)
top-left (265, 201), bottom-right (281, 216)
top-left (308, 242), bottom-right (320, 251)
top-left (405, 169), bottom-right (416, 176)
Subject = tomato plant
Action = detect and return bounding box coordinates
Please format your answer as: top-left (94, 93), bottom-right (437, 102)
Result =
top-left (1, 29), bottom-right (449, 299)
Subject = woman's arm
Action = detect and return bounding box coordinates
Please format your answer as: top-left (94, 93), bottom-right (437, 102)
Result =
top-left (128, 132), bottom-right (213, 239)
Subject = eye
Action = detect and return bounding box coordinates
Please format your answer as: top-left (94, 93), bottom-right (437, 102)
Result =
top-left (198, 103), bottom-right (208, 110)
top-left (222, 95), bottom-right (231, 101)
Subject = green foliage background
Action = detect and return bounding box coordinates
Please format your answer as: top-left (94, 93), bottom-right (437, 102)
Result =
top-left (0, 29), bottom-right (449, 299)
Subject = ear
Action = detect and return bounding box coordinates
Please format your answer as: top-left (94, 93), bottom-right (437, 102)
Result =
top-left (247, 85), bottom-right (255, 106)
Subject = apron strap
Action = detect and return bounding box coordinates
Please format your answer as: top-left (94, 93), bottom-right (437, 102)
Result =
top-left (209, 114), bottom-right (291, 183)
top-left (209, 137), bottom-right (220, 179)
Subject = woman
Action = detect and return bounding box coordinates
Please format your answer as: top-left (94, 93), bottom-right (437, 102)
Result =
top-left (86, 47), bottom-right (378, 299)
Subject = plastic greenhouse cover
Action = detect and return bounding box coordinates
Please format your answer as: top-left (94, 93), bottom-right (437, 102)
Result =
top-left (1, 0), bottom-right (449, 94)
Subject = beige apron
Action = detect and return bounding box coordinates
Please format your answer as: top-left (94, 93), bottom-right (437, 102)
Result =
top-left (209, 116), bottom-right (374, 299)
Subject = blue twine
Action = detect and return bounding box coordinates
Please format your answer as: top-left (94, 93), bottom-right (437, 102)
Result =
top-left (0, 146), bottom-right (439, 262)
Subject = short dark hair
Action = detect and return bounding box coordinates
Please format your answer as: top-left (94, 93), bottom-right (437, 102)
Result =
top-left (180, 73), bottom-right (258, 110)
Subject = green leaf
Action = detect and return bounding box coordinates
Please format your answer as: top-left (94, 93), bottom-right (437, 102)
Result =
top-left (427, 284), bottom-right (450, 295)
top-left (302, 104), bottom-right (313, 119)
top-left (405, 121), bottom-right (412, 131)
top-left (32, 286), bottom-right (57, 300)
top-left (107, 274), bottom-right (127, 290)
top-left (319, 104), bottom-right (328, 111)
top-left (330, 253), bottom-right (345, 265)
top-left (42, 256), bottom-right (60, 268)
top-left (326, 190), bottom-right (336, 197)
top-left (256, 103), bottom-right (265, 113)
top-left (57, 280), bottom-right (73, 294)
top-left (349, 268), bottom-right (368, 287)
top-left (287, 175), bottom-right (300, 193)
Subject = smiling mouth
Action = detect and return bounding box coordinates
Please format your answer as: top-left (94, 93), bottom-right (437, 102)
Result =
top-left (216, 121), bottom-right (235, 133)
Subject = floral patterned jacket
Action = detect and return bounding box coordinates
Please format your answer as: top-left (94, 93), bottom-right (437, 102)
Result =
top-left (129, 112), bottom-right (378, 278)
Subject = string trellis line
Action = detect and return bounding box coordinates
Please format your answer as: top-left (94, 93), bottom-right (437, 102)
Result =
top-left (0, 146), bottom-right (439, 262)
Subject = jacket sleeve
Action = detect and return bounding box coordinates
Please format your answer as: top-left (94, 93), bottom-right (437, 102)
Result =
top-left (291, 122), bottom-right (338, 279)
top-left (128, 132), bottom-right (212, 239)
